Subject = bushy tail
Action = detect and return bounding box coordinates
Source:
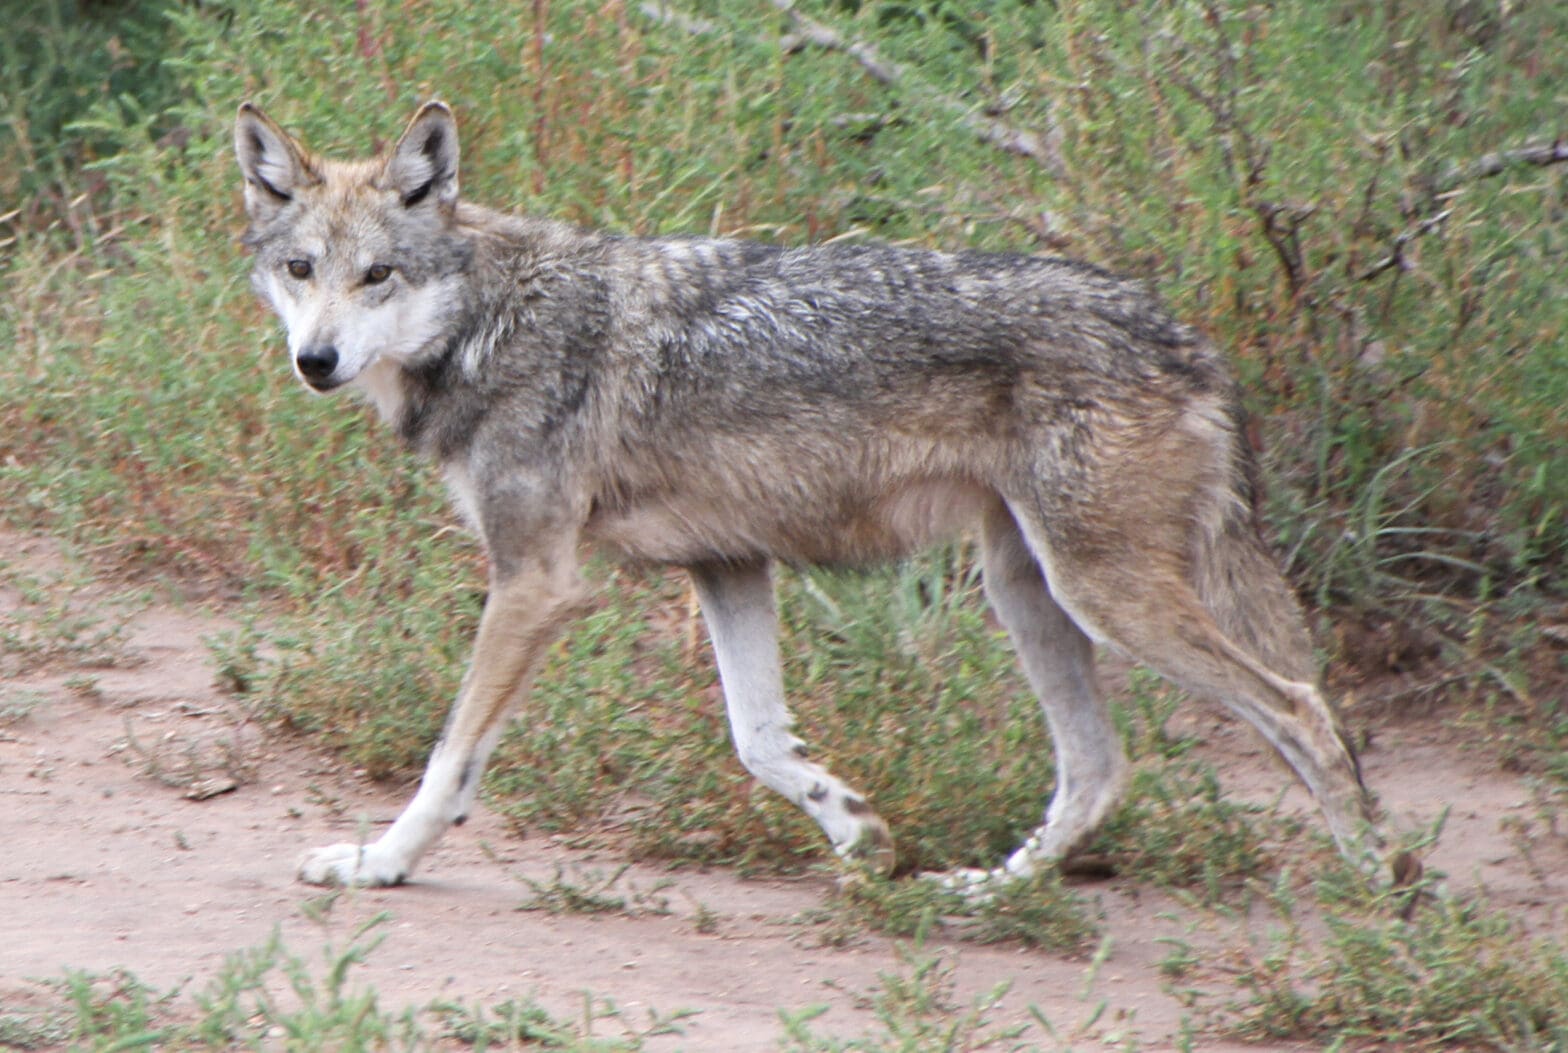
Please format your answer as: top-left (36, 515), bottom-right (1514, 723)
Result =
top-left (1188, 388), bottom-right (1320, 686)
top-left (1193, 511), bottom-right (1319, 685)
top-left (1188, 421), bottom-right (1379, 811)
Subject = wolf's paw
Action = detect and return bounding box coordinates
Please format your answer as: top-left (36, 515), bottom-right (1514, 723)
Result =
top-left (297, 842), bottom-right (407, 888)
top-left (921, 865), bottom-right (1021, 902)
top-left (836, 814), bottom-right (897, 878)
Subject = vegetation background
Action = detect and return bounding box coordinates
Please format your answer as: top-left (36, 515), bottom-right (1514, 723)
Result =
top-left (2, 0), bottom-right (1566, 1047)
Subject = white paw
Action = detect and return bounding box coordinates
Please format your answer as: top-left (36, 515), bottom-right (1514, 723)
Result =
top-left (834, 814), bottom-right (897, 877)
top-left (297, 842), bottom-right (408, 887)
top-left (922, 865), bottom-right (1013, 902)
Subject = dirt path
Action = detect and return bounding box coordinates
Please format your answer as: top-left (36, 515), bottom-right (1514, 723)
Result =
top-left (2, 532), bottom-right (1564, 1050)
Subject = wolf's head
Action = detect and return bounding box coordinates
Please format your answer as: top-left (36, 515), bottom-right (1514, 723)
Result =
top-left (234, 102), bottom-right (471, 395)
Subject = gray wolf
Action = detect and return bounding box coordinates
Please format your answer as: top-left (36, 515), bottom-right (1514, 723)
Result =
top-left (234, 100), bottom-right (1405, 891)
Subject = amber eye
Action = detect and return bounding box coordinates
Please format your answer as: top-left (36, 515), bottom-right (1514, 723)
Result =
top-left (285, 259), bottom-right (312, 280)
top-left (365, 263), bottom-right (393, 285)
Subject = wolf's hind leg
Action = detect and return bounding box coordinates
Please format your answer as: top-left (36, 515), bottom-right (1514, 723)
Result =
top-left (939, 502), bottom-right (1129, 889)
top-left (690, 561), bottom-right (895, 875)
top-left (1010, 496), bottom-right (1386, 878)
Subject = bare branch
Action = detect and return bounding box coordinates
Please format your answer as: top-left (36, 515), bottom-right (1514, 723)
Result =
top-left (637, 2), bottom-right (721, 39)
top-left (639, 0), bottom-right (1063, 176)
top-left (770, 0), bottom-right (1061, 172)
top-left (1356, 208), bottom-right (1453, 282)
top-left (1437, 138), bottom-right (1568, 192)
top-left (771, 0), bottom-right (901, 86)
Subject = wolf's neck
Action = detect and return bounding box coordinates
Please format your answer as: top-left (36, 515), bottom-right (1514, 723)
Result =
top-left (356, 357), bottom-right (411, 427)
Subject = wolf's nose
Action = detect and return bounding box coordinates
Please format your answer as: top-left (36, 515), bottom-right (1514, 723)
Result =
top-left (296, 345), bottom-right (339, 383)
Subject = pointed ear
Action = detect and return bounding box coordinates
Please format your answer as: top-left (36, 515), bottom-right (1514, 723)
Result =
top-left (234, 103), bottom-right (315, 223)
top-left (379, 101), bottom-right (460, 209)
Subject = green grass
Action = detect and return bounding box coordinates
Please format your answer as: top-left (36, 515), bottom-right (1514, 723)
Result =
top-left (0, 912), bottom-right (690, 1051)
top-left (800, 868), bottom-right (1100, 954)
top-left (0, 560), bottom-right (140, 677)
top-left (513, 864), bottom-right (676, 919)
top-left (1212, 866), bottom-right (1568, 1049)
top-left (779, 940), bottom-right (1034, 1052)
top-left (2, 911), bottom-right (1061, 1052)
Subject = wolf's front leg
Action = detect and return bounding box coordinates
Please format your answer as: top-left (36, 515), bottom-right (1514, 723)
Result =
top-left (299, 559), bottom-right (584, 887)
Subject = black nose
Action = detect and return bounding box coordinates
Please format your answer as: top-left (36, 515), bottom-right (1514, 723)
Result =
top-left (296, 345), bottom-right (339, 384)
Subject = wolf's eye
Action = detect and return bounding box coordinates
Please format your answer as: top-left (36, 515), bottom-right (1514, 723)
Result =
top-left (365, 264), bottom-right (393, 285)
top-left (285, 259), bottom-right (312, 280)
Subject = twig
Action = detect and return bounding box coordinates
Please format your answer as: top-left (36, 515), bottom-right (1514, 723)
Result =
top-left (772, 0), bottom-right (901, 86)
top-left (638, 1), bottom-right (1063, 175)
top-left (636, 1), bottom-right (719, 37)
top-left (1356, 208), bottom-right (1452, 282)
top-left (1436, 137), bottom-right (1568, 193)
top-left (772, 0), bottom-right (1061, 171)
top-left (1358, 138), bottom-right (1566, 283)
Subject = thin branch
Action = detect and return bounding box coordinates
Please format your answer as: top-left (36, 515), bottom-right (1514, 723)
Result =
top-left (771, 0), bottom-right (1061, 171)
top-left (1436, 137), bottom-right (1568, 193)
top-left (1356, 208), bottom-right (1452, 282)
top-left (639, 1), bottom-right (1063, 175)
top-left (771, 0), bottom-right (901, 86)
top-left (636, 1), bottom-right (720, 38)
top-left (1357, 138), bottom-right (1566, 282)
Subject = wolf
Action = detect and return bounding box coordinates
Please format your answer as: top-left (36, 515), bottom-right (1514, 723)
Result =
top-left (234, 100), bottom-right (1406, 891)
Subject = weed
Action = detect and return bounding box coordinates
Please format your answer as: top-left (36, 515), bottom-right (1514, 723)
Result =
top-left (0, 688), bottom-right (46, 725)
top-left (1, 0), bottom-right (1564, 877)
top-left (205, 622), bottom-right (271, 698)
top-left (1208, 859), bottom-right (1568, 1049)
top-left (1089, 674), bottom-right (1284, 897)
top-left (63, 673), bottom-right (102, 701)
top-left (780, 941), bottom-right (1034, 1052)
top-left (1, 10), bottom-right (1566, 1044)
top-left (1088, 761), bottom-right (1279, 898)
top-left (0, 566), bottom-right (138, 677)
top-left (6, 908), bottom-right (692, 1051)
top-left (0, 1006), bottom-right (68, 1050)
top-left (435, 993), bottom-right (695, 1051)
top-left (685, 893), bottom-right (723, 935)
top-left (967, 872), bottom-right (1103, 953)
top-left (434, 996), bottom-right (620, 1050)
top-left (116, 710), bottom-right (259, 799)
top-left (56, 967), bottom-right (176, 1048)
top-left (514, 864), bottom-right (674, 919)
top-left (805, 870), bottom-right (1098, 955)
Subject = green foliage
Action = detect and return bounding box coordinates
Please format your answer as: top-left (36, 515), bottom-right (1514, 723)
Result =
top-left (435, 995), bottom-right (693, 1051)
top-left (808, 868), bottom-right (1099, 954)
top-left (0, 918), bottom-right (425, 1051)
top-left (8, 0), bottom-right (1563, 612)
top-left (514, 864), bottom-right (675, 918)
top-left (0, 913), bottom-right (687, 1051)
top-left (1089, 675), bottom-right (1285, 896)
top-left (1039, 1), bottom-right (1568, 609)
top-left (1, 10), bottom-right (1566, 1048)
top-left (1220, 872), bottom-right (1568, 1049)
top-left (0, 1), bottom-right (186, 239)
top-left (478, 556), bottom-right (1054, 876)
top-left (780, 942), bottom-right (1034, 1052)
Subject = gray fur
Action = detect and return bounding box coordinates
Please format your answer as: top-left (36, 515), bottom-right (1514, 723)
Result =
top-left (236, 102), bottom-right (1410, 892)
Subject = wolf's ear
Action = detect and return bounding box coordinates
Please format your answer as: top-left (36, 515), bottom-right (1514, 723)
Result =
top-left (235, 103), bottom-right (314, 223)
top-left (380, 101), bottom-right (460, 210)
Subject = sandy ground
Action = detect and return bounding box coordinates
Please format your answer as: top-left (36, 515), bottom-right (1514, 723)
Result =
top-left (2, 530), bottom-right (1564, 1050)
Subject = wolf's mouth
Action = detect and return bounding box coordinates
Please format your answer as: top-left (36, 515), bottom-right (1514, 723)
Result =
top-left (299, 373), bottom-right (347, 394)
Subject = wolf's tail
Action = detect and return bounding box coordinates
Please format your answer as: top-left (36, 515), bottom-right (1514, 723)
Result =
top-left (1186, 381), bottom-right (1321, 687)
